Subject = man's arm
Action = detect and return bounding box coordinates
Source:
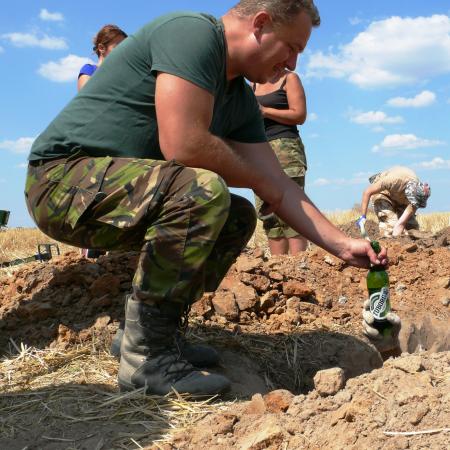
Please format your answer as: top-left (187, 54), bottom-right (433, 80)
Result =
top-left (361, 182), bottom-right (383, 216)
top-left (155, 73), bottom-right (386, 268)
top-left (392, 204), bottom-right (415, 236)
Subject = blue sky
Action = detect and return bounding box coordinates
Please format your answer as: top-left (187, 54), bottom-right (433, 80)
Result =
top-left (1, 1), bottom-right (449, 227)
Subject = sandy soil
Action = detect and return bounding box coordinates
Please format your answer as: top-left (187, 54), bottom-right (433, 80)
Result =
top-left (0, 222), bottom-right (449, 449)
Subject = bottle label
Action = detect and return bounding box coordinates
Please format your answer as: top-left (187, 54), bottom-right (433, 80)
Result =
top-left (369, 287), bottom-right (390, 320)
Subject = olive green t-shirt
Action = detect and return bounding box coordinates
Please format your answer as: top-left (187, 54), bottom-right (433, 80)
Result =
top-left (29, 12), bottom-right (266, 161)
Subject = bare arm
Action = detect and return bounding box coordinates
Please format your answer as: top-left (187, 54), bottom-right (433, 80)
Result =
top-left (392, 204), bottom-right (415, 236)
top-left (155, 72), bottom-right (282, 193)
top-left (155, 73), bottom-right (386, 269)
top-left (228, 140), bottom-right (387, 268)
top-left (361, 182), bottom-right (383, 216)
top-left (259, 73), bottom-right (307, 125)
top-left (77, 74), bottom-right (90, 91)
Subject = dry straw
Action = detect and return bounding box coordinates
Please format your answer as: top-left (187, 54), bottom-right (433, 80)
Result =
top-left (0, 335), bottom-right (229, 449)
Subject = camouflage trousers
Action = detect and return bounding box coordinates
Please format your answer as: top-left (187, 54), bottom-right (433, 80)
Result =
top-left (255, 137), bottom-right (306, 239)
top-left (25, 154), bottom-right (256, 307)
top-left (373, 193), bottom-right (419, 237)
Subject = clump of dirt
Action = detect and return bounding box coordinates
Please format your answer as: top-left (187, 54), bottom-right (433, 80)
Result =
top-left (166, 352), bottom-right (450, 450)
top-left (1, 223), bottom-right (449, 448)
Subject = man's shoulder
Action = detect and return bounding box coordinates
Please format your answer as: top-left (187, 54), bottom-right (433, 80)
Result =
top-left (141, 11), bottom-right (220, 34)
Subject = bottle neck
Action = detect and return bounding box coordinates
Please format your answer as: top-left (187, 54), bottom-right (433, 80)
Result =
top-left (370, 264), bottom-right (386, 272)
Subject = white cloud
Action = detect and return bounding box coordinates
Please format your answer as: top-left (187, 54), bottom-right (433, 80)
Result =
top-left (308, 112), bottom-right (318, 121)
top-left (2, 32), bottom-right (67, 50)
top-left (313, 178), bottom-right (331, 186)
top-left (413, 157), bottom-right (450, 169)
top-left (306, 15), bottom-right (450, 88)
top-left (38, 54), bottom-right (95, 82)
top-left (313, 172), bottom-right (371, 187)
top-left (16, 162), bottom-right (29, 169)
top-left (350, 110), bottom-right (404, 125)
top-left (387, 90), bottom-right (436, 108)
top-left (349, 17), bottom-right (362, 26)
top-left (372, 134), bottom-right (445, 153)
top-left (0, 137), bottom-right (35, 154)
top-left (39, 9), bottom-right (64, 22)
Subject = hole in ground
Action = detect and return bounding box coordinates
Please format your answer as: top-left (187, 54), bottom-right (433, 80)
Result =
top-left (399, 315), bottom-right (450, 354)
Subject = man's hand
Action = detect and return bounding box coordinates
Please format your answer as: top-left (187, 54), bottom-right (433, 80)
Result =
top-left (356, 215), bottom-right (368, 239)
top-left (337, 238), bottom-right (388, 269)
top-left (356, 215), bottom-right (366, 228)
top-left (362, 299), bottom-right (401, 353)
top-left (392, 222), bottom-right (405, 237)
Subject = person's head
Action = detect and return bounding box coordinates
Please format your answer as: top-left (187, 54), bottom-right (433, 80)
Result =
top-left (227, 0), bottom-right (320, 82)
top-left (405, 181), bottom-right (431, 209)
top-left (93, 24), bottom-right (127, 60)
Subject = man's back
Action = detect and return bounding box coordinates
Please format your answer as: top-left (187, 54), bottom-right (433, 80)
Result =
top-left (377, 166), bottom-right (418, 206)
top-left (29, 12), bottom-right (263, 162)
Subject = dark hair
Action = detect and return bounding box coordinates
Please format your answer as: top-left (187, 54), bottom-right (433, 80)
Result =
top-left (93, 24), bottom-right (127, 57)
top-left (233, 0), bottom-right (320, 27)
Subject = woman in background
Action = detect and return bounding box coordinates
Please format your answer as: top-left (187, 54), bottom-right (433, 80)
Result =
top-left (77, 24), bottom-right (127, 91)
top-left (79, 24), bottom-right (127, 258)
top-left (254, 70), bottom-right (309, 255)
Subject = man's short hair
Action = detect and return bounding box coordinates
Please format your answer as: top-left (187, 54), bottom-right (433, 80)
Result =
top-left (233, 0), bottom-right (321, 27)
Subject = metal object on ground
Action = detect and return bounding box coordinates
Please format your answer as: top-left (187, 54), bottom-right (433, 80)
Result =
top-left (0, 243), bottom-right (60, 268)
top-left (0, 210), bottom-right (10, 229)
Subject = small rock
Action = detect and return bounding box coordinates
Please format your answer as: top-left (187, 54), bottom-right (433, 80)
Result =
top-left (388, 355), bottom-right (423, 373)
top-left (409, 405), bottom-right (430, 425)
top-left (324, 255), bottom-right (335, 266)
top-left (282, 280), bottom-right (313, 297)
top-left (436, 276), bottom-right (450, 289)
top-left (441, 297), bottom-right (450, 307)
top-left (235, 255), bottom-right (262, 273)
top-left (268, 271), bottom-right (284, 281)
top-left (263, 389), bottom-right (294, 413)
top-left (211, 291), bottom-right (239, 321)
top-left (259, 291), bottom-right (277, 311)
top-left (93, 314), bottom-right (111, 330)
top-left (403, 243), bottom-right (418, 253)
top-left (313, 367), bottom-right (346, 396)
top-left (299, 260), bottom-right (309, 269)
top-left (337, 296), bottom-right (347, 305)
top-left (238, 416), bottom-right (285, 450)
top-left (395, 283), bottom-right (407, 293)
top-left (286, 296), bottom-right (301, 311)
top-left (244, 393), bottom-right (266, 415)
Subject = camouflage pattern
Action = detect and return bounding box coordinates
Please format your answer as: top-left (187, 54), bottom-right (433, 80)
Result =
top-left (255, 137), bottom-right (306, 239)
top-left (373, 193), bottom-right (419, 237)
top-left (270, 136), bottom-right (307, 178)
top-left (25, 154), bottom-right (256, 307)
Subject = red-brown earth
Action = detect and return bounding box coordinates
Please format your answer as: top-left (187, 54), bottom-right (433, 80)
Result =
top-left (1, 222), bottom-right (449, 449)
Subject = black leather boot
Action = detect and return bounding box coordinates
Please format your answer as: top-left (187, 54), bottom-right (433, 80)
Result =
top-left (117, 296), bottom-right (230, 395)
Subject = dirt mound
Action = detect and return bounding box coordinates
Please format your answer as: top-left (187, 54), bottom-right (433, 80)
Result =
top-left (167, 352), bottom-right (450, 450)
top-left (339, 218), bottom-right (381, 239)
top-left (1, 226), bottom-right (449, 448)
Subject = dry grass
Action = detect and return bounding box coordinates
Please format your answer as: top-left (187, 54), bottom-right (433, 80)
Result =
top-left (0, 336), bottom-right (229, 449)
top-left (325, 209), bottom-right (450, 233)
top-left (0, 227), bottom-right (76, 263)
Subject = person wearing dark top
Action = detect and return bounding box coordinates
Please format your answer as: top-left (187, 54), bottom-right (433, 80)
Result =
top-left (25, 1), bottom-right (388, 397)
top-left (77, 24), bottom-right (127, 258)
top-left (254, 69), bottom-right (308, 255)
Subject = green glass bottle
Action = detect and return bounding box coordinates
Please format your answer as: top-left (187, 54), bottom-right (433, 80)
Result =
top-left (367, 241), bottom-right (391, 336)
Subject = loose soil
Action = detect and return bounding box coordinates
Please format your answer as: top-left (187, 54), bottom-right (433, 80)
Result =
top-left (0, 222), bottom-right (449, 449)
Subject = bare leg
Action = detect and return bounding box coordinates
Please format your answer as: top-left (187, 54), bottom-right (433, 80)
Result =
top-left (288, 235), bottom-right (308, 255)
top-left (268, 237), bottom-right (289, 255)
